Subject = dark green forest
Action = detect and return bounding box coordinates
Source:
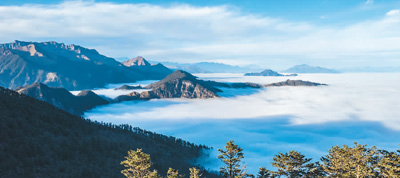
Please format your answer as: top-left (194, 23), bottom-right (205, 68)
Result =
top-left (0, 86), bottom-right (217, 178)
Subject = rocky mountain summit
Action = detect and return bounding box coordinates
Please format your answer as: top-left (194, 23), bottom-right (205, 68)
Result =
top-left (16, 82), bottom-right (109, 115)
top-left (142, 70), bottom-right (221, 99)
top-left (122, 56), bottom-right (172, 80)
top-left (0, 41), bottom-right (172, 90)
top-left (245, 69), bottom-right (297, 76)
top-left (122, 56), bottom-right (151, 67)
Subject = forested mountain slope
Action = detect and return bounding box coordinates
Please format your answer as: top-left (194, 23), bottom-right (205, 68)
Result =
top-left (0, 86), bottom-right (215, 178)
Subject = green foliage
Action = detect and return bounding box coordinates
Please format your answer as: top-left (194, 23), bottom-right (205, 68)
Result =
top-left (218, 140), bottom-right (248, 178)
top-left (190, 167), bottom-right (203, 178)
top-left (269, 150), bottom-right (324, 178)
top-left (321, 142), bottom-right (378, 177)
top-left (120, 149), bottom-right (159, 178)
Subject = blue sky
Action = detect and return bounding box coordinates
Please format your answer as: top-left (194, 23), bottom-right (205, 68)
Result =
top-left (0, 0), bottom-right (399, 69)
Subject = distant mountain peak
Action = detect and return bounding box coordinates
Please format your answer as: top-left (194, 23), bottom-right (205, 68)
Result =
top-left (245, 69), bottom-right (297, 76)
top-left (122, 56), bottom-right (151, 67)
top-left (77, 90), bottom-right (97, 97)
top-left (284, 64), bottom-right (338, 73)
top-left (144, 70), bottom-right (219, 99)
top-left (0, 40), bottom-right (172, 90)
top-left (161, 70), bottom-right (197, 82)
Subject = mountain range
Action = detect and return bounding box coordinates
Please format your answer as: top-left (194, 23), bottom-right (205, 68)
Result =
top-left (0, 41), bottom-right (172, 90)
top-left (12, 69), bottom-right (327, 115)
top-left (151, 61), bottom-right (262, 73)
top-left (245, 69), bottom-right (297, 76)
top-left (283, 64), bottom-right (339, 73)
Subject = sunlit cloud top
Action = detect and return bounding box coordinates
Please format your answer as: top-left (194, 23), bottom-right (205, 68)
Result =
top-left (0, 0), bottom-right (399, 68)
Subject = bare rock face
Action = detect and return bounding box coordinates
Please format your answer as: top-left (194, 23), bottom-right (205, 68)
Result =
top-left (122, 56), bottom-right (151, 67)
top-left (122, 56), bottom-right (173, 80)
top-left (145, 70), bottom-right (220, 99)
top-left (114, 91), bottom-right (141, 102)
top-left (139, 91), bottom-right (160, 99)
top-left (0, 41), bottom-right (172, 90)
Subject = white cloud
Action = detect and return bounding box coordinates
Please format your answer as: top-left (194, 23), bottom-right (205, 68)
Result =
top-left (386, 9), bottom-right (400, 16)
top-left (85, 73), bottom-right (400, 173)
top-left (365, 0), bottom-right (374, 5)
top-left (86, 73), bottom-right (400, 130)
top-left (0, 2), bottom-right (398, 67)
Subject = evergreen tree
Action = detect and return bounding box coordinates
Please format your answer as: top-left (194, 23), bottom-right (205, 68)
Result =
top-left (321, 142), bottom-right (378, 177)
top-left (167, 168), bottom-right (184, 178)
top-left (376, 149), bottom-right (400, 177)
top-left (270, 150), bottom-right (323, 178)
top-left (257, 167), bottom-right (275, 178)
top-left (189, 167), bottom-right (203, 178)
top-left (218, 140), bottom-right (248, 178)
top-left (121, 149), bottom-right (159, 178)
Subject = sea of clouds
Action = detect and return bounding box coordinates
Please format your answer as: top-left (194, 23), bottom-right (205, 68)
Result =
top-left (82, 73), bottom-right (400, 174)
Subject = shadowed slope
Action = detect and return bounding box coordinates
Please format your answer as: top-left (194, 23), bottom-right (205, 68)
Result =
top-left (0, 86), bottom-right (216, 178)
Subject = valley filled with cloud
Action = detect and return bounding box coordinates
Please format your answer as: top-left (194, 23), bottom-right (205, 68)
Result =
top-left (84, 73), bottom-right (400, 173)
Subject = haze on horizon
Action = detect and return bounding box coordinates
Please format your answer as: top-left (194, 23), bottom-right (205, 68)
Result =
top-left (0, 0), bottom-right (399, 69)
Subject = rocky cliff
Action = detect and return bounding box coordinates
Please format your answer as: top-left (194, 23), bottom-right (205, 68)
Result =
top-left (0, 41), bottom-right (172, 90)
top-left (143, 70), bottom-right (221, 99)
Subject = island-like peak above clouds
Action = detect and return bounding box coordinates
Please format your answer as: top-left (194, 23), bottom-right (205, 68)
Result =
top-left (284, 64), bottom-right (339, 73)
top-left (122, 56), bottom-right (151, 67)
top-left (0, 40), bottom-right (172, 90)
top-left (265, 79), bottom-right (326, 87)
top-left (142, 70), bottom-right (221, 99)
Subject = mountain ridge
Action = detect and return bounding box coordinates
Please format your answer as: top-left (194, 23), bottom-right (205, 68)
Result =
top-left (0, 40), bottom-right (172, 90)
top-left (245, 69), bottom-right (297, 76)
top-left (283, 64), bottom-right (339, 73)
top-left (0, 85), bottom-right (216, 178)
top-left (16, 82), bottom-right (109, 115)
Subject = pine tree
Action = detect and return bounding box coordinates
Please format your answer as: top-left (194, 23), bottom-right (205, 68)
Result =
top-left (270, 150), bottom-right (323, 178)
top-left (321, 142), bottom-right (378, 177)
top-left (120, 149), bottom-right (159, 178)
top-left (218, 140), bottom-right (248, 178)
top-left (257, 167), bottom-right (275, 178)
top-left (376, 149), bottom-right (400, 177)
top-left (167, 168), bottom-right (184, 178)
top-left (189, 167), bottom-right (203, 178)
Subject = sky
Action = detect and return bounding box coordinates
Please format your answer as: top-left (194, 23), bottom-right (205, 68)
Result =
top-left (0, 0), bottom-right (399, 69)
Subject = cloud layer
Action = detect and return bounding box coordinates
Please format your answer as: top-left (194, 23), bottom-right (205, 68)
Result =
top-left (0, 1), bottom-right (399, 67)
top-left (84, 73), bottom-right (400, 173)
top-left (87, 73), bottom-right (400, 130)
